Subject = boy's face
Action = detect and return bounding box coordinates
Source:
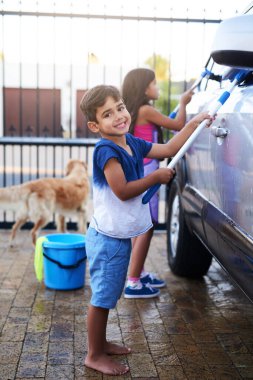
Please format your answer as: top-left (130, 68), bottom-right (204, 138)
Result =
top-left (87, 96), bottom-right (131, 139)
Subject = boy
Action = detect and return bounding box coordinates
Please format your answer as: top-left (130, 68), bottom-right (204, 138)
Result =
top-left (80, 85), bottom-right (212, 375)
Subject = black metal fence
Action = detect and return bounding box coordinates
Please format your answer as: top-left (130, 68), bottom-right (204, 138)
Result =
top-left (0, 137), bottom-right (170, 229)
top-left (0, 1), bottom-right (245, 230)
top-left (0, 0), bottom-right (234, 138)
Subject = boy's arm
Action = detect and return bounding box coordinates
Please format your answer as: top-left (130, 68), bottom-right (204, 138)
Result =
top-left (104, 158), bottom-right (175, 201)
top-left (147, 111), bottom-right (213, 160)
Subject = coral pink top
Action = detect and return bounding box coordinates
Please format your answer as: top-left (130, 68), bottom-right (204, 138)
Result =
top-left (134, 123), bottom-right (158, 164)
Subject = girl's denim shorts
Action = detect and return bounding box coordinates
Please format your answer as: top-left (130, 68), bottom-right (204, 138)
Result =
top-left (85, 227), bottom-right (131, 309)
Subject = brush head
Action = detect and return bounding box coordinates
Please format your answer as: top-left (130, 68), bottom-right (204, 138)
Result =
top-left (222, 68), bottom-right (251, 83)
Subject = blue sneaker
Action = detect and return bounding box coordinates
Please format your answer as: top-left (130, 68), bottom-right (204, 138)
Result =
top-left (124, 283), bottom-right (160, 299)
top-left (140, 273), bottom-right (166, 288)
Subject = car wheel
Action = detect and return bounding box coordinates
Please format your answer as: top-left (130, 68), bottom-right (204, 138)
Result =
top-left (166, 180), bottom-right (212, 277)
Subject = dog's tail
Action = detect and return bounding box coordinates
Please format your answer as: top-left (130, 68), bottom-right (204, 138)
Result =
top-left (0, 184), bottom-right (30, 204)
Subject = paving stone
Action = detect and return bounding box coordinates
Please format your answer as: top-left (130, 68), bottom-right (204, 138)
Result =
top-left (107, 322), bottom-right (123, 341)
top-left (245, 341), bottom-right (253, 354)
top-left (103, 374), bottom-right (132, 380)
top-left (0, 289), bottom-right (17, 302)
top-left (13, 295), bottom-right (36, 308)
top-left (154, 352), bottom-right (180, 367)
top-left (183, 364), bottom-right (215, 380)
top-left (171, 334), bottom-right (203, 355)
top-left (32, 300), bottom-right (54, 316)
top-left (22, 332), bottom-right (49, 353)
top-left (128, 353), bottom-right (157, 377)
top-left (229, 352), bottom-right (253, 367)
top-left (122, 331), bottom-right (149, 353)
top-left (16, 378), bottom-right (44, 380)
top-left (19, 351), bottom-right (47, 368)
top-left (142, 324), bottom-right (170, 344)
top-left (217, 333), bottom-right (249, 354)
top-left (0, 322), bottom-right (27, 342)
top-left (237, 366), bottom-right (253, 379)
top-left (209, 365), bottom-right (242, 379)
top-left (2, 277), bottom-right (23, 289)
top-left (0, 317), bottom-right (6, 333)
top-left (187, 321), bottom-right (217, 343)
top-left (119, 320), bottom-right (144, 334)
top-left (17, 361), bottom-right (46, 378)
top-left (164, 317), bottom-right (189, 334)
top-left (157, 302), bottom-right (180, 319)
top-left (129, 375), bottom-right (159, 380)
top-left (27, 315), bottom-right (52, 333)
top-left (50, 321), bottom-right (74, 341)
top-left (74, 332), bottom-right (88, 353)
top-left (136, 303), bottom-right (163, 325)
top-left (75, 364), bottom-right (103, 379)
top-left (149, 341), bottom-right (176, 358)
top-left (178, 352), bottom-right (208, 367)
top-left (156, 364), bottom-right (187, 380)
top-left (8, 307), bottom-right (31, 323)
top-left (74, 351), bottom-right (87, 367)
top-left (1, 230), bottom-right (253, 379)
top-left (0, 363), bottom-right (17, 380)
top-left (177, 307), bottom-right (203, 324)
top-left (45, 364), bottom-right (74, 379)
top-left (198, 342), bottom-right (232, 365)
top-left (48, 341), bottom-right (74, 365)
top-left (0, 341), bottom-right (23, 364)
top-left (36, 287), bottom-right (56, 302)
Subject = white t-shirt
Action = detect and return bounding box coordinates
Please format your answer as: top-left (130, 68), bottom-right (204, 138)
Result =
top-left (90, 134), bottom-right (153, 238)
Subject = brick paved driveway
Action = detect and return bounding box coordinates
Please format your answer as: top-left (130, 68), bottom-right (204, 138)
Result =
top-left (0, 230), bottom-right (253, 379)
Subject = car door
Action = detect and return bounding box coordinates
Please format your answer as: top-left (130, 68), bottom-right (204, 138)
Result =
top-left (186, 62), bottom-right (253, 296)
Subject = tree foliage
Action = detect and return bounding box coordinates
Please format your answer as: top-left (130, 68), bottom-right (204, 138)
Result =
top-left (145, 54), bottom-right (170, 115)
top-left (145, 54), bottom-right (170, 82)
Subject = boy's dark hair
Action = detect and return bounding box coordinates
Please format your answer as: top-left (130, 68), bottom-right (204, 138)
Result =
top-left (80, 85), bottom-right (121, 122)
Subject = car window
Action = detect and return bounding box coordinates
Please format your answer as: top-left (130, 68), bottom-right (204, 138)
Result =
top-left (244, 3), bottom-right (253, 14)
top-left (199, 59), bottom-right (224, 92)
top-left (200, 58), bottom-right (253, 92)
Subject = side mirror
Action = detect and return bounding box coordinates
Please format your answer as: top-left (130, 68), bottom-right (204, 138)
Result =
top-left (211, 14), bottom-right (253, 69)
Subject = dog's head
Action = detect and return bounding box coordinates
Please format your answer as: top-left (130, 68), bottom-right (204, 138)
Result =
top-left (65, 159), bottom-right (87, 176)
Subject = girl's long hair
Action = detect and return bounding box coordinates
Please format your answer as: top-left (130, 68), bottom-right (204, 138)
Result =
top-left (121, 68), bottom-right (155, 134)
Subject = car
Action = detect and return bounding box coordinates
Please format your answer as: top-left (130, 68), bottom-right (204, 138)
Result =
top-left (166, 3), bottom-right (253, 302)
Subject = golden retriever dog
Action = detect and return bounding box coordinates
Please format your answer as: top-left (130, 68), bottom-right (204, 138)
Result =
top-left (0, 159), bottom-right (90, 246)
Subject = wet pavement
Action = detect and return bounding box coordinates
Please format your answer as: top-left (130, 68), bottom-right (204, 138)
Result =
top-left (0, 229), bottom-right (253, 380)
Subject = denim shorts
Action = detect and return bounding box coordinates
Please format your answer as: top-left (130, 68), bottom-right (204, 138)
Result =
top-left (85, 227), bottom-right (132, 309)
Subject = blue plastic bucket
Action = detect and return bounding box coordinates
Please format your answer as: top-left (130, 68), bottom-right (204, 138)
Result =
top-left (42, 233), bottom-right (86, 290)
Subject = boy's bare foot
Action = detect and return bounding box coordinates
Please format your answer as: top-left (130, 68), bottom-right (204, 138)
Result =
top-left (105, 341), bottom-right (131, 355)
top-left (85, 353), bottom-right (129, 375)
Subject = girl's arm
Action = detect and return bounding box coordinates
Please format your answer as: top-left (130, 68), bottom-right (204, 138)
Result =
top-left (147, 111), bottom-right (213, 160)
top-left (104, 158), bottom-right (175, 201)
top-left (139, 89), bottom-right (193, 131)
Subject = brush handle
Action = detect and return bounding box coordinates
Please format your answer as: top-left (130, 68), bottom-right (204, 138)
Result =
top-left (142, 184), bottom-right (160, 204)
top-left (142, 118), bottom-right (209, 204)
top-left (142, 69), bottom-right (248, 205)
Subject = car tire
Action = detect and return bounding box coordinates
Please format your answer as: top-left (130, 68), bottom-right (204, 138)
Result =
top-left (166, 180), bottom-right (212, 277)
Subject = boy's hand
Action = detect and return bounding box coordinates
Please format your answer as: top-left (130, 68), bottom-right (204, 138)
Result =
top-left (180, 89), bottom-right (194, 106)
top-left (191, 112), bottom-right (215, 128)
top-left (154, 168), bottom-right (175, 184)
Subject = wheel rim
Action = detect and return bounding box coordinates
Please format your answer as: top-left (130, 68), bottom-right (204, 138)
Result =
top-left (170, 194), bottom-right (180, 258)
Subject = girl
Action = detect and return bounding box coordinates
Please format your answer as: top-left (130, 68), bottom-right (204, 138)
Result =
top-left (122, 67), bottom-right (193, 298)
